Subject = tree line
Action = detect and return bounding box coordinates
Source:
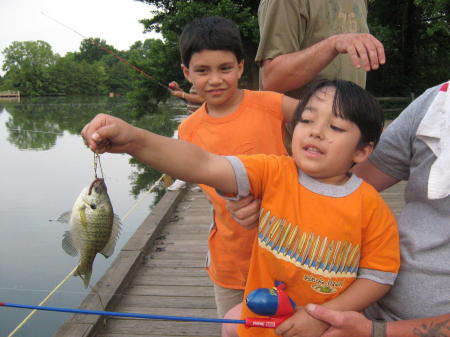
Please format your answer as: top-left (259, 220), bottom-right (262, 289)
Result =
top-left (1, 0), bottom-right (448, 115)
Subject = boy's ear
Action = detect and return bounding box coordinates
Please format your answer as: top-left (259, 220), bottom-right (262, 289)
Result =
top-left (181, 64), bottom-right (192, 83)
top-left (353, 142), bottom-right (374, 164)
top-left (237, 60), bottom-right (244, 79)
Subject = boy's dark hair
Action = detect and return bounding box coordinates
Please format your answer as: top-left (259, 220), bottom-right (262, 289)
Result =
top-left (293, 79), bottom-right (384, 147)
top-left (179, 16), bottom-right (244, 67)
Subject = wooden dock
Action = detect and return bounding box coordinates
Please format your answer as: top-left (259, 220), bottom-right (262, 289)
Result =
top-left (0, 90), bottom-right (20, 97)
top-left (54, 181), bottom-right (406, 337)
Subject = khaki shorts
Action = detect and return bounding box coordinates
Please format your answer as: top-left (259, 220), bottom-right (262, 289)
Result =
top-left (213, 283), bottom-right (245, 318)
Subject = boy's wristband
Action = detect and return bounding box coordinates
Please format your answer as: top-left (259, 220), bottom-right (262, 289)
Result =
top-left (372, 319), bottom-right (386, 337)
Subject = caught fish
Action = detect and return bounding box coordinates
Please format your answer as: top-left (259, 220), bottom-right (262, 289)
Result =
top-left (59, 178), bottom-right (121, 288)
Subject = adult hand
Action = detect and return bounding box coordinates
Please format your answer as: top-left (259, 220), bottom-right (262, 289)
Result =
top-left (333, 33), bottom-right (386, 72)
top-left (168, 81), bottom-right (185, 98)
top-left (81, 113), bottom-right (137, 154)
top-left (305, 304), bottom-right (372, 337)
top-left (226, 195), bottom-right (261, 230)
top-left (276, 306), bottom-right (329, 337)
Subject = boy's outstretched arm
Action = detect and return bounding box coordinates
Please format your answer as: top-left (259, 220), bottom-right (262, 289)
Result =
top-left (82, 113), bottom-right (237, 194)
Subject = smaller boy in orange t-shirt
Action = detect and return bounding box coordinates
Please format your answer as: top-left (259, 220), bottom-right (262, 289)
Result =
top-left (82, 79), bottom-right (400, 337)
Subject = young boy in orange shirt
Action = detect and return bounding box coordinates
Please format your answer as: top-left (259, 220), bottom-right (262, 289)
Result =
top-left (82, 78), bottom-right (400, 337)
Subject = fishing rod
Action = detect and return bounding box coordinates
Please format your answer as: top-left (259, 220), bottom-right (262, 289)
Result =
top-left (0, 302), bottom-right (285, 328)
top-left (9, 128), bottom-right (62, 135)
top-left (41, 12), bottom-right (170, 91)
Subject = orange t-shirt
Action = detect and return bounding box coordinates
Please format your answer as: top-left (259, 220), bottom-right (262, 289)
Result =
top-left (178, 90), bottom-right (288, 289)
top-left (227, 155), bottom-right (400, 337)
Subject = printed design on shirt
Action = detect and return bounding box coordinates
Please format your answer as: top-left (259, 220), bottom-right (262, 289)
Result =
top-left (304, 275), bottom-right (341, 294)
top-left (328, 2), bottom-right (366, 34)
top-left (258, 209), bottom-right (360, 279)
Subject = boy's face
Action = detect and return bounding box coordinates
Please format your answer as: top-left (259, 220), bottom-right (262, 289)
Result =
top-left (182, 50), bottom-right (244, 113)
top-left (291, 87), bottom-right (372, 185)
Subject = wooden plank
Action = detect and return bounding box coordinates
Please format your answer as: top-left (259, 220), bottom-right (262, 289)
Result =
top-left (98, 319), bottom-right (221, 336)
top-left (138, 266), bottom-right (208, 277)
top-left (145, 251), bottom-right (207, 260)
top-left (151, 243), bottom-right (209, 253)
top-left (160, 225), bottom-right (211, 234)
top-left (111, 307), bottom-right (218, 318)
top-left (121, 189), bottom-right (187, 252)
top-left (144, 259), bottom-right (206, 268)
top-left (132, 274), bottom-right (212, 286)
top-left (117, 295), bottom-right (216, 309)
top-left (380, 180), bottom-right (406, 218)
top-left (124, 285), bottom-right (214, 297)
top-left (53, 323), bottom-right (94, 337)
top-left (157, 233), bottom-right (211, 241)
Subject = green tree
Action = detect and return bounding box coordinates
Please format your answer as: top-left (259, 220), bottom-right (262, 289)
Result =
top-left (75, 38), bottom-right (115, 64)
top-left (126, 38), bottom-right (179, 116)
top-left (1, 40), bottom-right (58, 96)
top-left (367, 0), bottom-right (449, 96)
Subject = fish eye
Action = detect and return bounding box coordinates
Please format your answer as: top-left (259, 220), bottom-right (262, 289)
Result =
top-left (90, 204), bottom-right (97, 210)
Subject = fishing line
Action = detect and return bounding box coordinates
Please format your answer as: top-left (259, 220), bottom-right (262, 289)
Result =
top-left (93, 152), bottom-right (104, 179)
top-left (5, 265), bottom-right (78, 337)
top-left (6, 173), bottom-right (168, 336)
top-left (41, 11), bottom-right (171, 91)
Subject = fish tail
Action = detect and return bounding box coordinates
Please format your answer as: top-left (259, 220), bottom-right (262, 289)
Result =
top-left (74, 263), bottom-right (92, 289)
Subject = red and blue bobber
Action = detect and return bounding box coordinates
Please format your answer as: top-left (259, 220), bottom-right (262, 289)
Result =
top-left (244, 281), bottom-right (296, 328)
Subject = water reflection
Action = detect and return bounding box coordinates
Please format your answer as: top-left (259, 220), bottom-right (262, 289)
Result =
top-left (0, 96), bottom-right (183, 337)
top-left (4, 96), bottom-right (180, 197)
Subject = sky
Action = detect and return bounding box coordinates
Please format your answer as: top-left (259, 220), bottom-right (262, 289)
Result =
top-left (0, 0), bottom-right (160, 75)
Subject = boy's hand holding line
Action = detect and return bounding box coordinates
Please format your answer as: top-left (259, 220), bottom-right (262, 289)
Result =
top-left (82, 113), bottom-right (237, 195)
top-left (82, 113), bottom-right (138, 154)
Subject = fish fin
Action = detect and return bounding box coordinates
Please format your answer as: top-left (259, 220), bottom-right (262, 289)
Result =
top-left (62, 231), bottom-right (79, 257)
top-left (74, 264), bottom-right (92, 289)
top-left (57, 211), bottom-right (72, 224)
top-left (100, 215), bottom-right (122, 258)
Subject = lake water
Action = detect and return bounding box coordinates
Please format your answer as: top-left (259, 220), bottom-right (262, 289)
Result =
top-left (0, 96), bottom-right (183, 337)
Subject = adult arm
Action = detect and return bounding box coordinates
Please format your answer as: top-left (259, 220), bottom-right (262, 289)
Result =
top-left (261, 34), bottom-right (385, 93)
top-left (82, 113), bottom-right (236, 194)
top-left (169, 81), bottom-right (205, 104)
top-left (352, 159), bottom-right (400, 192)
top-left (305, 304), bottom-right (450, 337)
top-left (276, 279), bottom-right (390, 337)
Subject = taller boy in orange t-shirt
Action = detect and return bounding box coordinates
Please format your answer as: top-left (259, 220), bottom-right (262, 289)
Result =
top-left (173, 16), bottom-right (299, 317)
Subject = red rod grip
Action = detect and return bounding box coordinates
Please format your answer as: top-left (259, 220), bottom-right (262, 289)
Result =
top-left (245, 315), bottom-right (290, 329)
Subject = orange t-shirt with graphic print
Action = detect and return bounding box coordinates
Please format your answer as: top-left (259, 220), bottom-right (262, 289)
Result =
top-left (178, 90), bottom-right (288, 289)
top-left (227, 154), bottom-right (400, 337)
